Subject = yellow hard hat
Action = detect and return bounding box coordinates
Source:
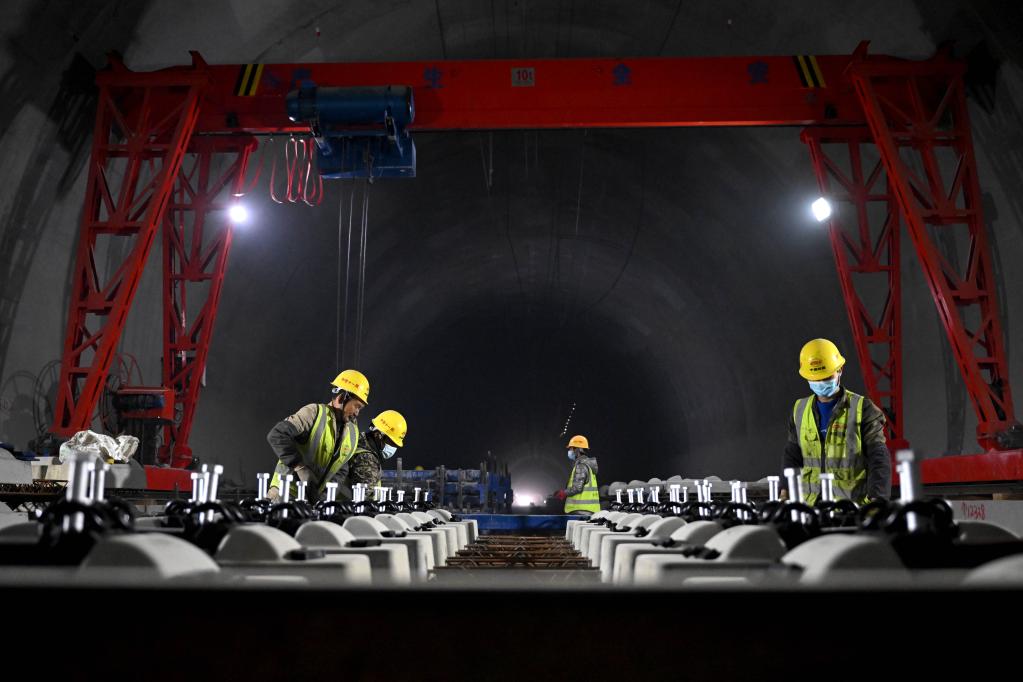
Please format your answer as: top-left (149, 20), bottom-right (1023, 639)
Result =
top-left (567, 435), bottom-right (589, 449)
top-left (331, 369), bottom-right (370, 404)
top-left (372, 409), bottom-right (407, 447)
top-left (798, 339), bottom-right (846, 380)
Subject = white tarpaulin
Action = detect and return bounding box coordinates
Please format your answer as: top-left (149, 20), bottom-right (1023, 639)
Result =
top-left (58, 430), bottom-right (139, 464)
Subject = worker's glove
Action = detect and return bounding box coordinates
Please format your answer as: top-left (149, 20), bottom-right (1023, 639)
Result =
top-left (554, 490), bottom-right (568, 501)
top-left (266, 486), bottom-right (281, 502)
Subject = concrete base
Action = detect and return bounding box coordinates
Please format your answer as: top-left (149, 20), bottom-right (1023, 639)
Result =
top-left (949, 499), bottom-right (1023, 537)
top-left (0, 449), bottom-right (32, 485)
top-left (31, 457), bottom-right (147, 488)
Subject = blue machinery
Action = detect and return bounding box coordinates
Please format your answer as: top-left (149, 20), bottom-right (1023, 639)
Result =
top-left (379, 462), bottom-right (513, 513)
top-left (286, 85), bottom-right (416, 178)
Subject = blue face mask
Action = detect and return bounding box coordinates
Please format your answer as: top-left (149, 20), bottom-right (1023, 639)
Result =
top-left (808, 376), bottom-right (841, 398)
top-left (567, 449), bottom-right (576, 461)
top-left (381, 444), bottom-right (397, 459)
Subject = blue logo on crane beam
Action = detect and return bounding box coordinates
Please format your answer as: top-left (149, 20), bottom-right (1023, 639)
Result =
top-left (612, 63), bottom-right (631, 86)
top-left (748, 61), bottom-right (769, 85)
top-left (423, 66), bottom-right (443, 89)
top-left (285, 85), bottom-right (416, 179)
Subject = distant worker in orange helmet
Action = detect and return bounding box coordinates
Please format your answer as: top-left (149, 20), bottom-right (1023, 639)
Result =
top-left (784, 339), bottom-right (891, 505)
top-left (265, 369), bottom-right (370, 503)
top-left (554, 435), bottom-right (600, 514)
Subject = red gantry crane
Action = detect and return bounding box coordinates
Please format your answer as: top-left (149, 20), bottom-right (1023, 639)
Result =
top-left (51, 42), bottom-right (1022, 490)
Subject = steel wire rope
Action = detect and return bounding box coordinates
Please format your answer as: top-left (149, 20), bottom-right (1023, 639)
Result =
top-left (354, 180), bottom-right (371, 367)
top-left (337, 181), bottom-right (356, 369)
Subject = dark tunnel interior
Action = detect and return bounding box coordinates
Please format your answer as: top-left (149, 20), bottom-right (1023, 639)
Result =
top-left (190, 126), bottom-right (860, 493)
top-left (3, 1), bottom-right (1023, 500)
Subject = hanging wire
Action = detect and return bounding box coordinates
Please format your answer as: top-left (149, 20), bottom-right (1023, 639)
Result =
top-left (338, 181), bottom-right (357, 369)
top-left (574, 131), bottom-right (586, 237)
top-left (354, 179), bottom-right (371, 366)
top-left (336, 191), bottom-right (342, 370)
top-left (479, 131), bottom-right (494, 195)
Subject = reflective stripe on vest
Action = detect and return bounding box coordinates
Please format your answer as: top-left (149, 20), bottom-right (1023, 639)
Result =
top-left (270, 405), bottom-right (359, 494)
top-left (565, 463), bottom-right (600, 513)
top-left (793, 391), bottom-right (865, 506)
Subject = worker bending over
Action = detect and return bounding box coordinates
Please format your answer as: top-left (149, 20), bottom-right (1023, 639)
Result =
top-left (784, 339), bottom-right (891, 505)
top-left (555, 435), bottom-right (601, 514)
top-left (265, 369), bottom-right (370, 502)
top-left (345, 410), bottom-right (408, 492)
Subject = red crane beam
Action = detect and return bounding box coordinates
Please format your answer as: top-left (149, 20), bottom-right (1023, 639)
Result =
top-left (174, 53), bottom-right (877, 132)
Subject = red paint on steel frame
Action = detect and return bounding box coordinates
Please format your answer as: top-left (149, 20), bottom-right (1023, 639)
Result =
top-left (181, 54), bottom-right (872, 132)
top-left (921, 450), bottom-right (1023, 484)
top-left (160, 136), bottom-right (256, 468)
top-left (49, 46), bottom-right (1020, 485)
top-left (144, 465), bottom-right (196, 492)
top-left (803, 126), bottom-right (906, 451)
top-left (850, 51), bottom-right (1018, 452)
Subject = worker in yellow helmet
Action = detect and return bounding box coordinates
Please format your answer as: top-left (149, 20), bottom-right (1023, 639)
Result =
top-left (265, 369), bottom-right (369, 502)
top-left (345, 410), bottom-right (408, 491)
top-left (554, 435), bottom-right (600, 514)
top-left (784, 339), bottom-right (891, 505)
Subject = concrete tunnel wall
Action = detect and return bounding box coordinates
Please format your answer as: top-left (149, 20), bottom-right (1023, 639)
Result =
top-left (2, 1), bottom-right (1023, 496)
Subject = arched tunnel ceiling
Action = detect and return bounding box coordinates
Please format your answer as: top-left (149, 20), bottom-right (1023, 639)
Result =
top-left (2, 1), bottom-right (1023, 495)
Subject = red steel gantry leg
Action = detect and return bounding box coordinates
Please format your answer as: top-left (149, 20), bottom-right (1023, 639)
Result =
top-left (52, 58), bottom-right (205, 437)
top-left (160, 136), bottom-right (256, 468)
top-left (802, 127), bottom-right (907, 450)
top-left (850, 51), bottom-right (1022, 451)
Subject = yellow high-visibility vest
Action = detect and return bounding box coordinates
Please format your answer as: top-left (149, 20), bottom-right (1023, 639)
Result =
top-left (793, 390), bottom-right (866, 505)
top-left (565, 462), bottom-right (600, 514)
top-left (270, 404), bottom-right (358, 497)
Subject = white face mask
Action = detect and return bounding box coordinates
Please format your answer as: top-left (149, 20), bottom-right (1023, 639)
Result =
top-left (809, 371), bottom-right (842, 398)
top-left (382, 444), bottom-right (398, 459)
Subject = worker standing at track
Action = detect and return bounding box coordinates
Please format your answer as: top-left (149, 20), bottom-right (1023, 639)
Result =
top-left (265, 369), bottom-right (370, 503)
top-left (554, 435), bottom-right (601, 514)
top-left (784, 339), bottom-right (891, 505)
top-left (345, 409), bottom-right (408, 492)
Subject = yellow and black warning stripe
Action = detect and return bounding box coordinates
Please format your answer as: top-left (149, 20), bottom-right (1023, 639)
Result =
top-left (793, 55), bottom-right (826, 88)
top-left (234, 63), bottom-right (265, 96)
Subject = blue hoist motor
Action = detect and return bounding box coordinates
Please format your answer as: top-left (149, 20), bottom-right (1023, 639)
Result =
top-left (286, 85), bottom-right (415, 179)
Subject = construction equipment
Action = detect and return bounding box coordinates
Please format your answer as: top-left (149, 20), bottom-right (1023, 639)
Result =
top-left (605, 456), bottom-right (1023, 587)
top-left (378, 462), bottom-right (512, 513)
top-left (111, 387), bottom-right (175, 465)
top-left (40, 44), bottom-right (1021, 496)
